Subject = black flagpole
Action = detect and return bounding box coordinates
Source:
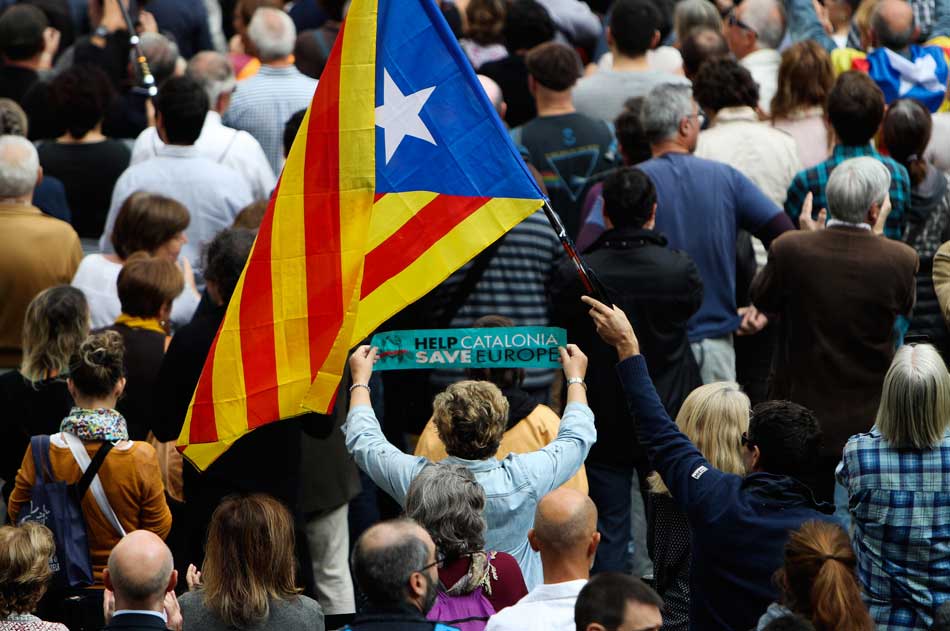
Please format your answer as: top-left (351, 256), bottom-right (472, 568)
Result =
top-left (540, 199), bottom-right (611, 304)
top-left (117, 1), bottom-right (158, 98)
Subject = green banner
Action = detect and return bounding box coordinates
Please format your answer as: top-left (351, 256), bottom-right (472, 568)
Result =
top-left (369, 327), bottom-right (567, 370)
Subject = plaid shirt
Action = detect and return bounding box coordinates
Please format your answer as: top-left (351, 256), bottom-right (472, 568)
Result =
top-left (784, 144), bottom-right (911, 240)
top-left (837, 427), bottom-right (950, 631)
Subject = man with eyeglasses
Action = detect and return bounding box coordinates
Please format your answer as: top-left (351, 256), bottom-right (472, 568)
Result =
top-left (637, 83), bottom-right (794, 385)
top-left (348, 519), bottom-right (459, 631)
top-left (582, 295), bottom-right (837, 631)
top-left (723, 0), bottom-right (787, 114)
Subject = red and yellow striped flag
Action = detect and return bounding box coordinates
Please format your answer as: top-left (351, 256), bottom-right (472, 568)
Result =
top-left (177, 0), bottom-right (545, 470)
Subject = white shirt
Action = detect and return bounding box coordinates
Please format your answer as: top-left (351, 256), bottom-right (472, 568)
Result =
top-left (740, 48), bottom-right (781, 115)
top-left (695, 106), bottom-right (802, 208)
top-left (71, 253), bottom-right (201, 328)
top-left (98, 145), bottom-right (254, 283)
top-left (484, 579), bottom-right (587, 631)
top-left (131, 111), bottom-right (276, 201)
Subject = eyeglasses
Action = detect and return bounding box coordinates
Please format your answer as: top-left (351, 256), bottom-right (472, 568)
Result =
top-left (685, 110), bottom-right (707, 129)
top-left (727, 9), bottom-right (759, 37)
top-left (415, 551), bottom-right (446, 574)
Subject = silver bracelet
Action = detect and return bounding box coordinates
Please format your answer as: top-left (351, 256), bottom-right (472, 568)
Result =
top-left (349, 383), bottom-right (371, 393)
top-left (566, 377), bottom-right (587, 391)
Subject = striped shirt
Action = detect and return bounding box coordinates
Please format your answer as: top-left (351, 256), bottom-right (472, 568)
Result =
top-left (223, 65), bottom-right (318, 176)
top-left (430, 210), bottom-right (563, 390)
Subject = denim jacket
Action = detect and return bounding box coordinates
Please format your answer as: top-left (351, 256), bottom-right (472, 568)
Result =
top-left (342, 402), bottom-right (596, 589)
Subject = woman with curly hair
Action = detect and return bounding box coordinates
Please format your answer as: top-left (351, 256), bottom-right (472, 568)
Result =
top-left (37, 64), bottom-right (130, 240)
top-left (0, 523), bottom-right (67, 631)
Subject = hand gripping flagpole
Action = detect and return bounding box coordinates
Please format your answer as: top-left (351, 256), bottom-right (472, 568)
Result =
top-left (541, 199), bottom-right (611, 304)
top-left (117, 1), bottom-right (158, 98)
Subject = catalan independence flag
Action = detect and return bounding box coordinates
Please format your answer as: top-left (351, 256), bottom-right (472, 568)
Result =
top-left (177, 0), bottom-right (545, 470)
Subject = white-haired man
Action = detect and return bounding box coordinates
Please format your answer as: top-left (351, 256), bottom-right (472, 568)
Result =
top-left (131, 51), bottom-right (277, 200)
top-left (0, 135), bottom-right (81, 369)
top-left (224, 7), bottom-right (318, 175)
top-left (751, 156), bottom-right (918, 502)
top-left (724, 0), bottom-right (786, 113)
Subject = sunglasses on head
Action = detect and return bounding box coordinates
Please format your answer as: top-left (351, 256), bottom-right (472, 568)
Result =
top-left (727, 10), bottom-right (759, 36)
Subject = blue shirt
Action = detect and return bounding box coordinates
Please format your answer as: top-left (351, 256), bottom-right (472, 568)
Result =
top-left (838, 427), bottom-right (950, 631)
top-left (342, 401), bottom-right (596, 589)
top-left (639, 153), bottom-right (782, 342)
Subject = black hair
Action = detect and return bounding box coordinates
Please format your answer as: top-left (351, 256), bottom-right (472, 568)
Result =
top-left (49, 64), bottom-right (114, 139)
top-left (283, 108), bottom-right (307, 157)
top-left (651, 0), bottom-right (675, 42)
top-left (204, 229), bottom-right (257, 305)
top-left (155, 76), bottom-right (210, 146)
top-left (575, 573), bottom-right (664, 631)
top-left (615, 98), bottom-right (652, 165)
top-left (525, 41), bottom-right (582, 92)
top-left (693, 57), bottom-right (760, 113)
top-left (602, 167), bottom-right (657, 229)
top-left (762, 615), bottom-right (817, 631)
top-left (502, 0), bottom-right (555, 53)
top-left (748, 401), bottom-right (823, 481)
top-left (827, 71), bottom-right (885, 146)
top-left (609, 0), bottom-right (661, 57)
top-left (0, 4), bottom-right (47, 61)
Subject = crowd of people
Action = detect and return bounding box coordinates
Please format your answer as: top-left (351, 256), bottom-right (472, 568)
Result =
top-left (3, 0), bottom-right (950, 629)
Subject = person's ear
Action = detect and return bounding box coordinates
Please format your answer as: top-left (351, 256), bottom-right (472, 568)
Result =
top-left (35, 165), bottom-right (43, 189)
top-left (606, 26), bottom-right (615, 50)
top-left (679, 116), bottom-right (691, 138)
top-left (408, 571), bottom-right (427, 600)
top-left (651, 30), bottom-right (661, 49)
top-left (528, 528), bottom-right (540, 552)
top-left (168, 569), bottom-right (178, 593)
top-left (750, 444), bottom-right (762, 471)
top-left (215, 92), bottom-right (231, 114)
top-left (867, 202), bottom-right (881, 227)
top-left (114, 376), bottom-right (127, 399)
top-left (527, 75), bottom-right (538, 97)
top-left (588, 531), bottom-right (601, 559)
top-left (500, 101), bottom-right (508, 119)
top-left (66, 378), bottom-right (77, 399)
top-left (206, 280), bottom-right (224, 306)
top-left (103, 568), bottom-right (114, 591)
top-left (649, 203), bottom-right (657, 224)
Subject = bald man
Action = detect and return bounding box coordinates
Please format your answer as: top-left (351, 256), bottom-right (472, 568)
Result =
top-left (103, 531), bottom-right (180, 631)
top-left (485, 488), bottom-right (600, 631)
top-left (348, 519), bottom-right (448, 631)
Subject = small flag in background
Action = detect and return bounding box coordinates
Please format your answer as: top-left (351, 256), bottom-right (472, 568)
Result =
top-left (176, 0), bottom-right (546, 470)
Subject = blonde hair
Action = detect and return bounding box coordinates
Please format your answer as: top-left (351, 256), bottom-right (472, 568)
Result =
top-left (201, 494), bottom-right (300, 628)
top-left (20, 286), bottom-right (90, 383)
top-left (433, 380), bottom-right (509, 460)
top-left (875, 344), bottom-right (950, 449)
top-left (649, 382), bottom-right (750, 495)
top-left (0, 523), bottom-right (56, 618)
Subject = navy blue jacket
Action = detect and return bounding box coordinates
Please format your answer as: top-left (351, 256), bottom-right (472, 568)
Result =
top-left (617, 356), bottom-right (837, 631)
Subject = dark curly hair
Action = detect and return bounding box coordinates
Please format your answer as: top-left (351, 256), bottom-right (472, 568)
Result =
top-left (48, 64), bottom-right (115, 139)
top-left (748, 401), bottom-right (822, 481)
top-left (693, 57), bottom-right (759, 114)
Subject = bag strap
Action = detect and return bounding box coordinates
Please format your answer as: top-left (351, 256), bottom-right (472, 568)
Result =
top-left (30, 435), bottom-right (52, 484)
top-left (439, 238), bottom-right (504, 327)
top-left (62, 434), bottom-right (127, 538)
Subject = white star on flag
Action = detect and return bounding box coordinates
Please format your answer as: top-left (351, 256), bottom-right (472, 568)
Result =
top-left (375, 69), bottom-right (437, 164)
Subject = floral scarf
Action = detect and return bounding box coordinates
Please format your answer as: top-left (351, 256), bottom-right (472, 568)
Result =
top-left (60, 407), bottom-right (129, 441)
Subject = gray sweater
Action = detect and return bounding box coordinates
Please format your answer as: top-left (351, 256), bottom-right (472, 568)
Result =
top-left (179, 591), bottom-right (324, 631)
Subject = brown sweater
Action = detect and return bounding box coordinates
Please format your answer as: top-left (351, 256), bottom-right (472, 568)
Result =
top-left (8, 437), bottom-right (172, 583)
top-left (0, 203), bottom-right (82, 368)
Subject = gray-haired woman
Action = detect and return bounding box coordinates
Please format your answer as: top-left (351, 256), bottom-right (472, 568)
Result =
top-left (838, 344), bottom-right (950, 630)
top-left (405, 464), bottom-right (527, 630)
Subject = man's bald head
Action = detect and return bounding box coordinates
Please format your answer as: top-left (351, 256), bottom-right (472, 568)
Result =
top-left (478, 75), bottom-right (505, 116)
top-left (532, 488), bottom-right (598, 552)
top-left (105, 531), bottom-right (175, 608)
top-left (352, 519), bottom-right (436, 611)
top-left (872, 0), bottom-right (917, 50)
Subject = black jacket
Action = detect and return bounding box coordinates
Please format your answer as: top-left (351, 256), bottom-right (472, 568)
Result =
top-left (102, 612), bottom-right (172, 630)
top-left (550, 226), bottom-right (703, 470)
top-left (102, 324), bottom-right (166, 441)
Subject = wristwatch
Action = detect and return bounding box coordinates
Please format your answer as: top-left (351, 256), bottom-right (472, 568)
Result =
top-left (93, 25), bottom-right (110, 39)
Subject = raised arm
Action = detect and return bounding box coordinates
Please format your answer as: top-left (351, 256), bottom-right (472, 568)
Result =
top-left (516, 346), bottom-right (597, 495)
top-left (784, 0), bottom-right (838, 51)
top-left (581, 297), bottom-right (732, 513)
top-left (343, 346), bottom-right (428, 504)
